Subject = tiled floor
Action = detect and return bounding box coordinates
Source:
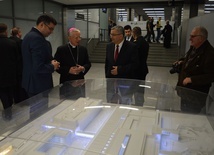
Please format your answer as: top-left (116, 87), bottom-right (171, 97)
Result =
top-left (53, 63), bottom-right (178, 86)
top-left (85, 63), bottom-right (178, 86)
top-left (0, 63), bottom-right (178, 110)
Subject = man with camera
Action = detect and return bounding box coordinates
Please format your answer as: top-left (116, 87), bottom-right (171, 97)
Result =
top-left (172, 26), bottom-right (214, 113)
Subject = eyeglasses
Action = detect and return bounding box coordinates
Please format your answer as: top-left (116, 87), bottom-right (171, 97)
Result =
top-left (110, 33), bottom-right (122, 36)
top-left (190, 35), bottom-right (202, 38)
top-left (44, 23), bottom-right (54, 31)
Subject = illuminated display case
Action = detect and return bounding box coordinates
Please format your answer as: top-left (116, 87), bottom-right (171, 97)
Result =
top-left (0, 79), bottom-right (214, 155)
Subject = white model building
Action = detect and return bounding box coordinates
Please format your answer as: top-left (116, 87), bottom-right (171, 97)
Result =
top-left (0, 97), bottom-right (214, 155)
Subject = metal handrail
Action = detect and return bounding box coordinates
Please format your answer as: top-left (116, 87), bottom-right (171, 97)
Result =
top-left (87, 27), bottom-right (100, 44)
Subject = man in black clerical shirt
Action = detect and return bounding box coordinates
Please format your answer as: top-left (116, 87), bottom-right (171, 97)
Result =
top-left (54, 28), bottom-right (91, 84)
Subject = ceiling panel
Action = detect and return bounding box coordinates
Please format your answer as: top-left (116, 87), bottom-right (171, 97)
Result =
top-left (51, 0), bottom-right (181, 5)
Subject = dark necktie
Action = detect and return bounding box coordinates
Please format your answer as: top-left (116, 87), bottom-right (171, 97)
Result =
top-left (114, 45), bottom-right (119, 61)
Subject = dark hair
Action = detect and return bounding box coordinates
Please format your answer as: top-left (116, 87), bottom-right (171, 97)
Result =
top-left (124, 25), bottom-right (132, 30)
top-left (36, 14), bottom-right (57, 26)
top-left (11, 27), bottom-right (20, 36)
top-left (132, 26), bottom-right (142, 37)
top-left (0, 23), bottom-right (7, 33)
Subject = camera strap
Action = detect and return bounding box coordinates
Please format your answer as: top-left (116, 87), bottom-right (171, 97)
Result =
top-left (185, 48), bottom-right (196, 68)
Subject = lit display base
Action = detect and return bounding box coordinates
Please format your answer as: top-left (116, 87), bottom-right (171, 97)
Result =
top-left (1, 97), bottom-right (214, 155)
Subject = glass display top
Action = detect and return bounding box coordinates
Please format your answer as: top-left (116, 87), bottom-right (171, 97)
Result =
top-left (0, 79), bottom-right (214, 155)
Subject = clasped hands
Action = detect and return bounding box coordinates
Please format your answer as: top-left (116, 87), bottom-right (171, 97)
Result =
top-left (69, 65), bottom-right (85, 75)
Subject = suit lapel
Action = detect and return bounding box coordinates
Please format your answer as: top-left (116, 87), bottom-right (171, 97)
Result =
top-left (110, 41), bottom-right (127, 62)
top-left (119, 41), bottom-right (127, 58)
top-left (110, 43), bottom-right (115, 62)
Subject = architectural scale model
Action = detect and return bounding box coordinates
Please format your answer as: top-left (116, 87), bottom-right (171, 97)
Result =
top-left (0, 97), bottom-right (214, 155)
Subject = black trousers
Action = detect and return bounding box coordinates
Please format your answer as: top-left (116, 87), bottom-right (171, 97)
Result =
top-left (0, 86), bottom-right (14, 109)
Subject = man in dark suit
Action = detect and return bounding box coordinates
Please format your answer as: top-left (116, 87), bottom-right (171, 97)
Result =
top-left (132, 26), bottom-right (150, 106)
top-left (124, 25), bottom-right (134, 42)
top-left (105, 25), bottom-right (138, 79)
top-left (54, 28), bottom-right (91, 84)
top-left (105, 26), bottom-right (139, 105)
top-left (9, 27), bottom-right (27, 103)
top-left (0, 23), bottom-right (19, 109)
top-left (132, 26), bottom-right (149, 81)
top-left (22, 14), bottom-right (60, 97)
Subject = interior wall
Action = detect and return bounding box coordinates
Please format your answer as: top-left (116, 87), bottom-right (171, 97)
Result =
top-left (0, 0), bottom-right (63, 56)
top-left (181, 13), bottom-right (214, 55)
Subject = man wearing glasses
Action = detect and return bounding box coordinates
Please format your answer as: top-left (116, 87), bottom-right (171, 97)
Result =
top-left (105, 25), bottom-right (139, 105)
top-left (174, 26), bottom-right (214, 113)
top-left (105, 25), bottom-right (138, 79)
top-left (22, 14), bottom-right (60, 97)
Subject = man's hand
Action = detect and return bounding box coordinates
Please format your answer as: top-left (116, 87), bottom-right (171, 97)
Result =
top-left (76, 65), bottom-right (85, 73)
top-left (69, 65), bottom-right (85, 75)
top-left (111, 66), bottom-right (118, 75)
top-left (71, 79), bottom-right (85, 87)
top-left (69, 66), bottom-right (78, 75)
top-left (183, 77), bottom-right (192, 86)
top-left (51, 60), bottom-right (60, 70)
top-left (173, 60), bottom-right (183, 65)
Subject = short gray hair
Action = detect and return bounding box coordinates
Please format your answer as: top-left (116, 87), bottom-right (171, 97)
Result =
top-left (194, 26), bottom-right (208, 40)
top-left (68, 27), bottom-right (80, 36)
top-left (111, 25), bottom-right (124, 36)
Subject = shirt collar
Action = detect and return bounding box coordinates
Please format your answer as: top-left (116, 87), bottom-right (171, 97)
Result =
top-left (116, 39), bottom-right (124, 47)
top-left (115, 39), bottom-right (125, 52)
top-left (69, 42), bottom-right (76, 48)
top-left (126, 36), bottom-right (132, 41)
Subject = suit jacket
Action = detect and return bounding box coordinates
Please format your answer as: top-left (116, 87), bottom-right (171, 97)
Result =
top-left (0, 35), bottom-right (19, 88)
top-left (54, 44), bottom-right (91, 84)
top-left (105, 40), bottom-right (139, 79)
top-left (133, 36), bottom-right (149, 80)
top-left (177, 40), bottom-right (214, 93)
top-left (125, 36), bottom-right (134, 42)
top-left (22, 27), bottom-right (54, 95)
top-left (9, 36), bottom-right (23, 79)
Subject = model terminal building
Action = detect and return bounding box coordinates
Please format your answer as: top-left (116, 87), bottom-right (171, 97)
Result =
top-left (0, 97), bottom-right (213, 155)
